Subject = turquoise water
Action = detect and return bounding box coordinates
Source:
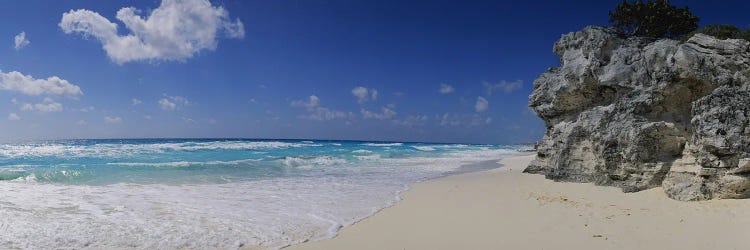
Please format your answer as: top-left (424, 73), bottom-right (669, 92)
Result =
top-left (0, 139), bottom-right (526, 184)
top-left (0, 139), bottom-right (528, 249)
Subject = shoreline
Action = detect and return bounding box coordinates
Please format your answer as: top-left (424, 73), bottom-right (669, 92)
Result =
top-left (271, 154), bottom-right (517, 250)
top-left (279, 154), bottom-right (529, 250)
top-left (286, 154), bottom-right (750, 250)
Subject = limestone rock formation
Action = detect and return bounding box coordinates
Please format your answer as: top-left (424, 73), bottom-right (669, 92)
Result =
top-left (526, 26), bottom-right (750, 201)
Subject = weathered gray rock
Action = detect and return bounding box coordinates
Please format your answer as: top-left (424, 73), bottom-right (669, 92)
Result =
top-left (527, 26), bottom-right (750, 200)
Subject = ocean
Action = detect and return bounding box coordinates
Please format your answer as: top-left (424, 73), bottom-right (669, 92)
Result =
top-left (0, 139), bottom-right (528, 249)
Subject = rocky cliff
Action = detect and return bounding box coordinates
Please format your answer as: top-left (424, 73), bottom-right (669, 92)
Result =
top-left (526, 26), bottom-right (750, 201)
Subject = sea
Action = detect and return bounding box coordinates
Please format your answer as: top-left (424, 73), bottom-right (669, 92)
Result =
top-left (0, 139), bottom-right (529, 249)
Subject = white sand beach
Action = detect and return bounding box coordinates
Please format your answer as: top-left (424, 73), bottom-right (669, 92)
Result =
top-left (287, 155), bottom-right (750, 250)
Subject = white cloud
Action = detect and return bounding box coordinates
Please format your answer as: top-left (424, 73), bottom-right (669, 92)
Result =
top-left (131, 98), bottom-right (142, 105)
top-left (393, 114), bottom-right (428, 127)
top-left (79, 106), bottom-right (95, 112)
top-left (59, 0), bottom-right (245, 64)
top-left (144, 115), bottom-right (152, 120)
top-left (104, 116), bottom-right (122, 124)
top-left (438, 83), bottom-right (454, 94)
top-left (0, 70), bottom-right (82, 96)
top-left (158, 98), bottom-right (176, 110)
top-left (76, 120), bottom-right (87, 126)
top-left (182, 117), bottom-right (196, 124)
top-left (14, 32), bottom-right (29, 50)
top-left (483, 80), bottom-right (522, 95)
top-left (158, 95), bottom-right (188, 111)
top-left (291, 95), bottom-right (348, 121)
top-left (361, 107), bottom-right (397, 120)
top-left (351, 86), bottom-right (378, 104)
top-left (475, 96), bottom-right (488, 112)
top-left (291, 95), bottom-right (320, 109)
top-left (20, 98), bottom-right (63, 112)
top-left (305, 108), bottom-right (348, 121)
top-left (439, 113), bottom-right (491, 127)
top-left (7, 113), bottom-right (20, 121)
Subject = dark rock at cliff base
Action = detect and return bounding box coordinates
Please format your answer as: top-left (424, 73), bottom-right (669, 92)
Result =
top-left (526, 26), bottom-right (750, 201)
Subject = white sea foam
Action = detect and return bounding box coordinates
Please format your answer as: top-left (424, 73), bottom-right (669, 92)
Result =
top-left (281, 156), bottom-right (347, 168)
top-left (362, 142), bottom-right (403, 147)
top-left (351, 149), bottom-right (372, 154)
top-left (412, 146), bottom-right (436, 151)
top-left (0, 141), bottom-right (321, 159)
top-left (0, 146), bottom-right (522, 249)
top-left (107, 158), bottom-right (262, 167)
top-left (354, 154), bottom-right (382, 161)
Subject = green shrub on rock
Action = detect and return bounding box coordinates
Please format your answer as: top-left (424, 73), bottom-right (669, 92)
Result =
top-left (609, 0), bottom-right (699, 39)
top-left (683, 24), bottom-right (750, 41)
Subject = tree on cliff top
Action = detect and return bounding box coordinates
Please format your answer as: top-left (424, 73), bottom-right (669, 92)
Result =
top-left (609, 0), bottom-right (699, 39)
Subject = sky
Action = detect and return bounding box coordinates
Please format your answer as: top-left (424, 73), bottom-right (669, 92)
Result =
top-left (0, 0), bottom-right (748, 144)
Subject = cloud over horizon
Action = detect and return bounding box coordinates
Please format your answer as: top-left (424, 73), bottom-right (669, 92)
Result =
top-left (292, 95), bottom-right (349, 121)
top-left (20, 98), bottom-right (64, 112)
top-left (59, 0), bottom-right (245, 63)
top-left (104, 116), bottom-right (123, 124)
top-left (352, 87), bottom-right (378, 104)
top-left (0, 70), bottom-right (82, 96)
top-left (159, 95), bottom-right (189, 111)
top-left (361, 107), bottom-right (397, 120)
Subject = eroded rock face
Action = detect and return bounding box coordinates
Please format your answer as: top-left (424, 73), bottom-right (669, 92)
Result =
top-left (527, 26), bottom-right (750, 200)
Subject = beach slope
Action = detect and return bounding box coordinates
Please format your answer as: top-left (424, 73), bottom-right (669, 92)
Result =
top-left (288, 155), bottom-right (750, 250)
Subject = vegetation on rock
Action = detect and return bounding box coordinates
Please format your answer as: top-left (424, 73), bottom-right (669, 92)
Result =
top-left (609, 0), bottom-right (698, 38)
top-left (684, 24), bottom-right (750, 41)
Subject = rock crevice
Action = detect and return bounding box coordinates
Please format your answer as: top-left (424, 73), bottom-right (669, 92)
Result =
top-left (527, 26), bottom-right (750, 200)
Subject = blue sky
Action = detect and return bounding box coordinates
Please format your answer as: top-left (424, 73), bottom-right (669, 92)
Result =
top-left (0, 0), bottom-right (747, 144)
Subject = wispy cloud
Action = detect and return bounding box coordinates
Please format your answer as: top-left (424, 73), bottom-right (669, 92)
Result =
top-left (439, 113), bottom-right (492, 127)
top-left (14, 32), bottom-right (29, 50)
top-left (104, 116), bottom-right (122, 124)
top-left (158, 95), bottom-right (189, 111)
top-left (131, 98), bottom-right (142, 105)
top-left (482, 80), bottom-right (522, 95)
top-left (7, 113), bottom-right (20, 121)
top-left (438, 83), bottom-right (454, 94)
top-left (393, 114), bottom-right (428, 127)
top-left (78, 106), bottom-right (95, 112)
top-left (59, 0), bottom-right (245, 63)
top-left (361, 107), bottom-right (397, 120)
top-left (182, 117), bottom-right (196, 124)
top-left (475, 96), bottom-right (488, 112)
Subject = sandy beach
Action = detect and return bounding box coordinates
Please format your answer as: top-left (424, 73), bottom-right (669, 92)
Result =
top-left (288, 155), bottom-right (750, 250)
